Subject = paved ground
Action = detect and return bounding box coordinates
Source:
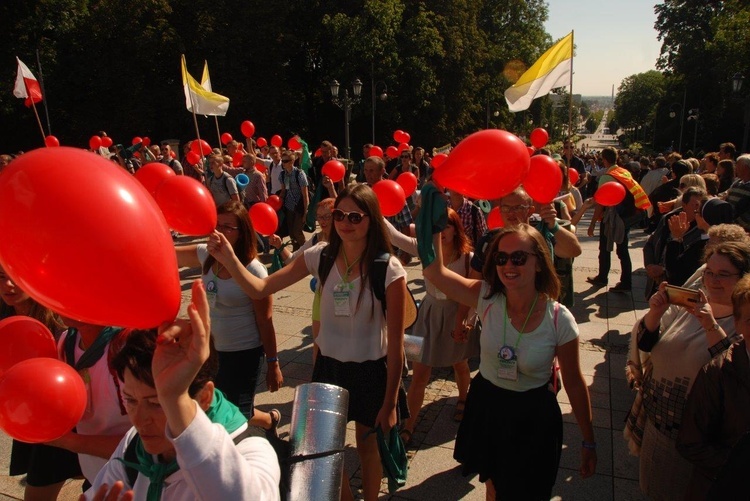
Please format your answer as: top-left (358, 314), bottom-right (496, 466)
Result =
top-left (0, 207), bottom-right (652, 500)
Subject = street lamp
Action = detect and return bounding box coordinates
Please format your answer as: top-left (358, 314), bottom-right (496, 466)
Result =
top-left (330, 78), bottom-right (362, 166)
top-left (485, 100), bottom-right (500, 129)
top-left (371, 80), bottom-right (388, 144)
top-left (669, 102), bottom-right (685, 153)
top-left (732, 73), bottom-right (749, 153)
top-left (687, 108), bottom-right (700, 152)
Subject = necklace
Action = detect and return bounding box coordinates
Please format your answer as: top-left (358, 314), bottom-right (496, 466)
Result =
top-left (341, 247), bottom-right (361, 283)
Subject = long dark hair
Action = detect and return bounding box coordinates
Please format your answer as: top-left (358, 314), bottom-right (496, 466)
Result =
top-left (319, 184), bottom-right (393, 313)
top-left (202, 201), bottom-right (257, 275)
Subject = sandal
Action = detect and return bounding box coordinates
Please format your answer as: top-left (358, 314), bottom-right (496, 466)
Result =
top-left (453, 400), bottom-right (466, 422)
top-left (267, 408), bottom-right (281, 439)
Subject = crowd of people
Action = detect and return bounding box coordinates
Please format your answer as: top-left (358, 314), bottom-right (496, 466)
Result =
top-left (0, 133), bottom-right (749, 501)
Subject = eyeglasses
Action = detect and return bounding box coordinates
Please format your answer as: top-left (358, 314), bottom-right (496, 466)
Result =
top-left (702, 270), bottom-right (741, 281)
top-left (500, 204), bottom-right (530, 214)
top-left (216, 223), bottom-right (239, 232)
top-left (332, 209), bottom-right (369, 224)
top-left (400, 155), bottom-right (411, 159)
top-left (494, 250), bottom-right (535, 266)
top-left (316, 213), bottom-right (332, 221)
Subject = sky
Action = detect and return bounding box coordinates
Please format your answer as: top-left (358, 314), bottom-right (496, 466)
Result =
top-left (544, 0), bottom-right (663, 96)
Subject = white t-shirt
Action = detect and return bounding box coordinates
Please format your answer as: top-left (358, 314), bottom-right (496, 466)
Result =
top-left (197, 245), bottom-right (267, 352)
top-left (477, 283), bottom-right (578, 391)
top-left (267, 161), bottom-right (284, 194)
top-left (303, 244), bottom-right (407, 362)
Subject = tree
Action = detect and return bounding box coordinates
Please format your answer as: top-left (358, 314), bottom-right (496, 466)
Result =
top-left (614, 71), bottom-right (665, 132)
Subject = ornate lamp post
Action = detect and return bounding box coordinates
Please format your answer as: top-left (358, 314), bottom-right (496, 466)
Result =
top-left (733, 73), bottom-right (749, 153)
top-left (330, 78), bottom-right (363, 166)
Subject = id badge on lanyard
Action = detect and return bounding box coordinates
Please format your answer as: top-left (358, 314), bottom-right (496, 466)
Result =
top-left (333, 282), bottom-right (352, 317)
top-left (497, 345), bottom-right (519, 381)
top-left (206, 280), bottom-right (218, 309)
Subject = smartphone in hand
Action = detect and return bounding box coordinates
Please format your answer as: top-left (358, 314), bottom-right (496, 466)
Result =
top-left (664, 285), bottom-right (700, 308)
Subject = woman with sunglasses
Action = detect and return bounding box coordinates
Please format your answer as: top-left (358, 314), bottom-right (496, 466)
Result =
top-left (176, 201), bottom-right (282, 437)
top-left (422, 223), bottom-right (596, 501)
top-left (624, 240), bottom-right (750, 500)
top-left (207, 184), bottom-right (409, 501)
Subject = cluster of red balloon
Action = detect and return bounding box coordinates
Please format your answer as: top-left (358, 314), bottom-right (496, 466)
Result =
top-left (88, 135), bottom-right (114, 151)
top-left (366, 130), bottom-right (412, 162)
top-left (0, 317), bottom-right (87, 443)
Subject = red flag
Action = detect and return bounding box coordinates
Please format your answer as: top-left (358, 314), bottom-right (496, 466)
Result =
top-left (14, 57), bottom-right (42, 108)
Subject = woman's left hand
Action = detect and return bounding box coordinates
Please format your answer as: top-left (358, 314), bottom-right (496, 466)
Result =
top-left (580, 448), bottom-right (597, 478)
top-left (374, 404), bottom-right (397, 434)
top-left (266, 363), bottom-right (283, 392)
top-left (690, 289), bottom-right (716, 331)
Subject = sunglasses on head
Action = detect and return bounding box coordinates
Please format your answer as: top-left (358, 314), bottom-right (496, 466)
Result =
top-left (494, 250), bottom-right (535, 266)
top-left (332, 208), bottom-right (369, 224)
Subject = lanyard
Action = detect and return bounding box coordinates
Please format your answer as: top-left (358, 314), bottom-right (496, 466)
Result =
top-left (502, 294), bottom-right (539, 352)
top-left (341, 248), bottom-right (361, 283)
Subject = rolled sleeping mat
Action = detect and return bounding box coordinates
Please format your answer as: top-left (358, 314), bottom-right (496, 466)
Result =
top-left (236, 173), bottom-right (250, 189)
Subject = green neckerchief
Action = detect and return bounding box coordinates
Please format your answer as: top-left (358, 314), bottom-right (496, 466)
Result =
top-left (117, 389), bottom-right (245, 500)
top-left (416, 183), bottom-right (448, 266)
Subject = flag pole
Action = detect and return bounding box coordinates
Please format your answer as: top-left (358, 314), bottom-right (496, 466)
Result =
top-left (214, 117), bottom-right (223, 152)
top-left (29, 100), bottom-right (47, 144)
top-left (35, 49), bottom-right (52, 135)
top-left (568, 30), bottom-right (574, 140)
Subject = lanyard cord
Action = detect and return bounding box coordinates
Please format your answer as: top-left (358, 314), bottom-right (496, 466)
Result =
top-left (502, 293), bottom-right (539, 351)
top-left (341, 247), bottom-right (361, 283)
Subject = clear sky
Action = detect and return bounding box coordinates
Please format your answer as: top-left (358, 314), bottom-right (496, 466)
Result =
top-left (544, 0), bottom-right (663, 96)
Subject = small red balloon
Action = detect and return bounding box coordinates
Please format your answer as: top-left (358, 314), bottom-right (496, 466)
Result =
top-left (0, 317), bottom-right (57, 377)
top-left (190, 139), bottom-right (212, 156)
top-left (221, 132), bottom-right (233, 145)
top-left (155, 176), bottom-right (217, 235)
top-left (530, 128), bottom-right (549, 149)
top-left (288, 136), bottom-right (302, 150)
top-left (487, 207), bottom-right (504, 230)
top-left (368, 146), bottom-right (384, 158)
top-left (267, 195), bottom-right (282, 212)
top-left (524, 155), bottom-right (563, 204)
top-left (314, 148), bottom-right (322, 157)
top-left (132, 136), bottom-right (142, 146)
top-left (322, 160), bottom-right (346, 183)
top-left (393, 130), bottom-right (404, 143)
top-left (397, 143), bottom-right (410, 153)
top-left (233, 151), bottom-right (244, 167)
top-left (372, 180), bottom-right (406, 217)
top-left (256, 137), bottom-right (268, 148)
top-left (385, 146), bottom-right (399, 159)
top-left (101, 136), bottom-right (113, 148)
top-left (403, 132), bottom-right (411, 143)
top-left (142, 137), bottom-right (151, 147)
top-left (89, 136), bottom-right (102, 150)
top-left (45, 135), bottom-right (60, 148)
top-left (254, 160), bottom-right (267, 174)
top-left (594, 181), bottom-right (626, 207)
top-left (134, 162), bottom-right (176, 196)
top-left (0, 358), bottom-right (87, 443)
top-left (568, 168), bottom-right (579, 186)
top-left (186, 151), bottom-right (201, 166)
top-left (270, 135), bottom-right (283, 148)
top-left (249, 202), bottom-right (279, 236)
top-left (241, 121), bottom-right (255, 138)
top-left (431, 153), bottom-right (448, 169)
top-left (396, 172), bottom-right (418, 197)
top-left (527, 146), bottom-right (535, 156)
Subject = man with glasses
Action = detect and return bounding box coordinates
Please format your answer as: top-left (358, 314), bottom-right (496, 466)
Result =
top-left (266, 146), bottom-right (284, 195)
top-left (159, 144), bottom-right (183, 175)
top-left (563, 140), bottom-right (586, 188)
top-left (279, 152), bottom-right (309, 250)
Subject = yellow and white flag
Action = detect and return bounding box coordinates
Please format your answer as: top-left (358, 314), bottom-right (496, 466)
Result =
top-left (504, 33), bottom-right (572, 112)
top-left (181, 55), bottom-right (229, 116)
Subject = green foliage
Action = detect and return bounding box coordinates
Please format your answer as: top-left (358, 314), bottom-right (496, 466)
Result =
top-left (614, 71), bottom-right (665, 128)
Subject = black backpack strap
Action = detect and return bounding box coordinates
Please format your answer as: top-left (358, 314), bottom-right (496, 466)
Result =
top-left (371, 252), bottom-right (391, 315)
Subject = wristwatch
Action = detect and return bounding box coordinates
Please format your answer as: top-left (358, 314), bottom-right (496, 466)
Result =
top-left (707, 322), bottom-right (720, 333)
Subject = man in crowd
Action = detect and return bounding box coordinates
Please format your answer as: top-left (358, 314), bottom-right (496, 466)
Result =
top-left (206, 154), bottom-right (240, 207)
top-left (279, 151), bottom-right (309, 250)
top-left (726, 154), bottom-right (750, 231)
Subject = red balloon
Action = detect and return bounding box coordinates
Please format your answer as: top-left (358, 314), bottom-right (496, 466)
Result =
top-left (142, 137), bottom-right (151, 147)
top-left (101, 136), bottom-right (113, 148)
top-left (594, 181), bottom-right (626, 207)
top-left (132, 136), bottom-right (142, 146)
top-left (368, 146), bottom-right (384, 158)
top-left (0, 358), bottom-right (87, 443)
top-left (254, 160), bottom-right (267, 174)
top-left (397, 143), bottom-right (410, 153)
top-left (267, 194), bottom-right (282, 212)
top-left (432, 130), bottom-right (530, 201)
top-left (314, 147), bottom-right (322, 157)
top-left (221, 132), bottom-right (233, 145)
top-left (524, 155), bottom-right (563, 204)
top-left (530, 128), bottom-right (549, 149)
top-left (393, 130), bottom-right (406, 143)
top-left (155, 176), bottom-right (217, 236)
top-left (232, 151), bottom-right (244, 167)
top-left (0, 148), bottom-right (181, 329)
top-left (385, 146), bottom-right (399, 159)
top-left (0, 317), bottom-right (57, 377)
top-left (190, 139), bottom-right (212, 156)
top-left (249, 203), bottom-right (279, 236)
top-left (186, 151), bottom-right (201, 166)
top-left (135, 162), bottom-right (176, 196)
top-left (568, 168), bottom-right (579, 186)
top-left (270, 135), bottom-right (283, 148)
top-left (403, 132), bottom-right (411, 143)
top-left (241, 121), bottom-right (255, 138)
top-left (431, 153), bottom-right (448, 169)
top-left (44, 135), bottom-right (60, 148)
top-left (322, 160), bottom-right (346, 183)
top-left (372, 180), bottom-right (406, 217)
top-left (527, 146), bottom-right (535, 156)
top-left (256, 137), bottom-right (268, 148)
top-left (89, 135), bottom-right (102, 150)
top-left (288, 136), bottom-right (302, 150)
top-left (487, 207), bottom-right (504, 230)
top-left (396, 172), bottom-right (418, 197)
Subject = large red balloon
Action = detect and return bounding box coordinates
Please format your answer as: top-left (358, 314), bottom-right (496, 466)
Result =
top-left (368, 146), bottom-right (384, 158)
top-left (393, 130), bottom-right (406, 143)
top-left (135, 162), bottom-right (176, 196)
top-left (155, 176), bottom-right (217, 236)
top-left (385, 146), bottom-right (399, 159)
top-left (44, 135), bottom-right (60, 148)
top-left (487, 207), bottom-right (504, 230)
top-left (0, 147), bottom-right (180, 328)
top-left (0, 317), bottom-right (57, 377)
top-left (431, 130), bottom-right (530, 201)
top-left (530, 128), bottom-right (549, 149)
top-left (524, 155), bottom-right (563, 204)
top-left (256, 137), bottom-right (268, 148)
top-left (372, 180), bottom-right (406, 217)
top-left (0, 358), bottom-right (86, 443)
top-left (267, 194), bottom-right (282, 212)
top-left (568, 168), bottom-right (579, 186)
top-left (594, 181), bottom-right (626, 207)
top-left (89, 136), bottom-right (102, 150)
top-left (396, 172), bottom-right (418, 197)
top-left (191, 139), bottom-right (212, 156)
top-left (101, 136), bottom-right (113, 148)
top-left (221, 132), bottom-right (233, 145)
top-left (270, 135), bottom-right (283, 148)
top-left (241, 121), bottom-right (255, 138)
top-left (249, 203), bottom-right (279, 236)
top-left (431, 153), bottom-right (448, 169)
top-left (322, 160), bottom-right (346, 183)
top-left (288, 136), bottom-right (302, 150)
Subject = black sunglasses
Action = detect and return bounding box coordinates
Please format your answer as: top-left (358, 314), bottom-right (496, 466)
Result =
top-left (332, 209), bottom-right (369, 224)
top-left (494, 250), bottom-right (535, 266)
